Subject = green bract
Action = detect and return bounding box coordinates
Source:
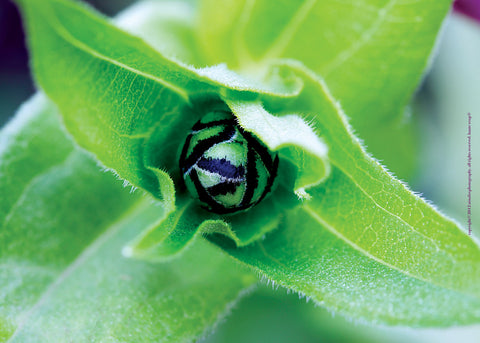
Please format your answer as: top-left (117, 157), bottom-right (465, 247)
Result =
top-left (180, 110), bottom-right (278, 214)
top-left (2, 0), bottom-right (480, 341)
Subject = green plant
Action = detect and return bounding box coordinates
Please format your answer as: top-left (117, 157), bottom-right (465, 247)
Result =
top-left (1, 0), bottom-right (479, 341)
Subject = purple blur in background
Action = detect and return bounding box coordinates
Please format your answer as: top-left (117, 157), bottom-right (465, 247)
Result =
top-left (0, 0), bottom-right (34, 124)
top-left (0, 0), bottom-right (134, 124)
top-left (0, 0), bottom-right (28, 71)
top-left (455, 0), bottom-right (480, 23)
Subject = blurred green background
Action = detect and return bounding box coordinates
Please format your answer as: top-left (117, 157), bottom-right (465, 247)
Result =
top-left (1, 0), bottom-right (478, 342)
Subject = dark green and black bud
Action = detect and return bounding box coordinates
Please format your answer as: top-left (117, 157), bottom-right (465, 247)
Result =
top-left (179, 110), bottom-right (278, 214)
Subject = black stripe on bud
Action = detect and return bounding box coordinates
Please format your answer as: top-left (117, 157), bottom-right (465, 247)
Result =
top-left (179, 110), bottom-right (278, 214)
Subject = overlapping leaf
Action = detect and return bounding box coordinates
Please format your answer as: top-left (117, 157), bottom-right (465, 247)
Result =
top-left (16, 0), bottom-right (329, 253)
top-left (197, 0), bottom-right (453, 178)
top-left (226, 99), bottom-right (329, 196)
top-left (5, 0), bottom-right (478, 334)
top-left (124, 181), bottom-right (298, 261)
top-left (213, 62), bottom-right (480, 325)
top-left (0, 95), bottom-right (256, 342)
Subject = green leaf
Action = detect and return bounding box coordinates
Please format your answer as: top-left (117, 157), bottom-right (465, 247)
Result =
top-left (213, 63), bottom-right (480, 326)
top-left (13, 0), bottom-right (476, 329)
top-left (197, 0), bottom-right (452, 178)
top-left (17, 0), bottom-right (198, 201)
top-left (217, 207), bottom-right (480, 327)
top-left (16, 0), bottom-right (333, 255)
top-left (16, 0), bottom-right (307, 204)
top-left (0, 97), bottom-right (255, 340)
top-left (7, 197), bottom-right (255, 342)
top-left (115, 1), bottom-right (207, 66)
top-left (125, 94), bottom-right (331, 260)
top-left (124, 180), bottom-right (298, 261)
top-left (123, 196), bottom-right (206, 261)
top-left (226, 98), bottom-right (329, 197)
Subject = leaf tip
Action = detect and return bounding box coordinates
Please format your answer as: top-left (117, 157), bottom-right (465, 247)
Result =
top-left (294, 188), bottom-right (311, 200)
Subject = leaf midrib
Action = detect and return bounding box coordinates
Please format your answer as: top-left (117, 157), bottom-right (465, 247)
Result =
top-left (285, 63), bottom-right (460, 268)
top-left (322, 0), bottom-right (397, 76)
top-left (259, 0), bottom-right (318, 62)
top-left (302, 204), bottom-right (478, 301)
top-left (331, 155), bottom-right (446, 252)
top-left (244, 0), bottom-right (397, 76)
top-left (42, 0), bottom-right (191, 102)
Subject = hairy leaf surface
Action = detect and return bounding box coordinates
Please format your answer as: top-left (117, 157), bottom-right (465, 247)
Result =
top-left (15, 0), bottom-right (330, 255)
top-left (212, 63), bottom-right (480, 325)
top-left (198, 0), bottom-right (452, 178)
top-left (0, 75), bottom-right (255, 343)
top-left (9, 0), bottom-right (478, 331)
top-left (16, 0), bottom-right (327, 203)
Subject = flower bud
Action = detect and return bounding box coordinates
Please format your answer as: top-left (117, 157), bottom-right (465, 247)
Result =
top-left (179, 110), bottom-right (278, 214)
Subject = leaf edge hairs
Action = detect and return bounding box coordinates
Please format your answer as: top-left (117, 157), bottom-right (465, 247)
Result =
top-left (179, 110), bottom-right (279, 214)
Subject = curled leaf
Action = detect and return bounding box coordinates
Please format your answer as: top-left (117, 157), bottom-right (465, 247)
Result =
top-left (124, 180), bottom-right (298, 261)
top-left (226, 99), bottom-right (330, 198)
top-left (16, 0), bottom-right (303, 204)
top-left (215, 61), bottom-right (480, 325)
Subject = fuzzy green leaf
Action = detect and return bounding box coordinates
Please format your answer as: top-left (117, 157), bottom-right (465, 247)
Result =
top-left (16, 0), bottom-right (331, 253)
top-left (218, 207), bottom-right (480, 326)
top-left (16, 0), bottom-right (317, 203)
top-left (226, 99), bottom-right (329, 197)
top-left (17, 0), bottom-right (203, 201)
top-left (12, 0), bottom-right (478, 329)
top-left (115, 1), bottom-right (207, 66)
top-left (212, 63), bottom-right (480, 326)
top-left (0, 95), bottom-right (256, 341)
top-left (124, 180), bottom-right (298, 261)
top-left (197, 0), bottom-right (452, 178)
top-left (125, 94), bottom-right (331, 259)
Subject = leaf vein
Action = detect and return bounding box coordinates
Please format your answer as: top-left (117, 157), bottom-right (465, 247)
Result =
top-left (322, 0), bottom-right (397, 76)
top-left (260, 0), bottom-right (318, 62)
top-left (302, 205), bottom-right (467, 298)
top-left (44, 1), bottom-right (191, 103)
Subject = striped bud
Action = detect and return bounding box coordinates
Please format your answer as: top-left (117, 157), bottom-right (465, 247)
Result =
top-left (179, 110), bottom-right (279, 214)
